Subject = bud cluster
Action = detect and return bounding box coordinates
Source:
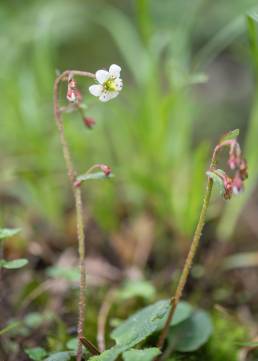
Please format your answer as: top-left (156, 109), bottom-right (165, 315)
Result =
top-left (66, 74), bottom-right (96, 130)
top-left (66, 78), bottom-right (82, 104)
top-left (209, 136), bottom-right (248, 200)
top-left (228, 141), bottom-right (248, 196)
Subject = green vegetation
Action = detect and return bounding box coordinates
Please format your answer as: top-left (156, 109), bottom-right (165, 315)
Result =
top-left (1, 1), bottom-right (258, 361)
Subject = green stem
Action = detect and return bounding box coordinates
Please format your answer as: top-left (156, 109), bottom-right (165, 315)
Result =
top-left (54, 70), bottom-right (95, 361)
top-left (157, 155), bottom-right (216, 351)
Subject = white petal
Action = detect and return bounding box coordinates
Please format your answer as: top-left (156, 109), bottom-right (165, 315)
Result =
top-left (114, 78), bottom-right (123, 91)
top-left (89, 84), bottom-right (103, 97)
top-left (109, 64), bottom-right (121, 78)
top-left (99, 91), bottom-right (113, 102)
top-left (108, 91), bottom-right (119, 100)
top-left (96, 70), bottom-right (109, 84)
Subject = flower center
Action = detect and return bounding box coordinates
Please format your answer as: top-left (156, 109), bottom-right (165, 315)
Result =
top-left (104, 78), bottom-right (117, 92)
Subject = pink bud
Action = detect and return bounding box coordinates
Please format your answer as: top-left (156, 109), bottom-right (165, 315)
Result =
top-left (83, 117), bottom-right (96, 129)
top-left (99, 164), bottom-right (111, 176)
top-left (228, 142), bottom-right (241, 170)
top-left (66, 78), bottom-right (82, 103)
top-left (239, 158), bottom-right (248, 180)
top-left (223, 176), bottom-right (233, 200)
top-left (74, 179), bottom-right (82, 188)
top-left (232, 174), bottom-right (244, 195)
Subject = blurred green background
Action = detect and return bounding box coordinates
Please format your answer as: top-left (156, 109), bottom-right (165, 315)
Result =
top-left (1, 0), bottom-right (258, 243)
top-left (2, 0), bottom-right (258, 359)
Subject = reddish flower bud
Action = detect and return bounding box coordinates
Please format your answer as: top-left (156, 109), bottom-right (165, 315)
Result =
top-left (239, 158), bottom-right (248, 180)
top-left (99, 164), bottom-right (111, 176)
top-left (223, 175), bottom-right (233, 200)
top-left (66, 78), bottom-right (82, 103)
top-left (83, 117), bottom-right (96, 129)
top-left (74, 179), bottom-right (82, 188)
top-left (228, 142), bottom-right (241, 170)
top-left (232, 174), bottom-right (244, 195)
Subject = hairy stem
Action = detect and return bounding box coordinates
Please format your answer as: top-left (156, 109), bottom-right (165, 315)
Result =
top-left (53, 70), bottom-right (95, 361)
top-left (157, 156), bottom-right (216, 351)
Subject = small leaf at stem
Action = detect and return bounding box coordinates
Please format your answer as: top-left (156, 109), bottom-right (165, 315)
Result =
top-left (76, 172), bottom-right (114, 183)
top-left (206, 170), bottom-right (225, 196)
top-left (219, 129), bottom-right (239, 144)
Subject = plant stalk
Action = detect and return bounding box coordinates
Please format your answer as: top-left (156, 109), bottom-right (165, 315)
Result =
top-left (157, 155), bottom-right (216, 351)
top-left (53, 70), bottom-right (95, 361)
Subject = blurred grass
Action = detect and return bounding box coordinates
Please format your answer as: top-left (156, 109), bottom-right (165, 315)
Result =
top-left (0, 0), bottom-right (258, 244)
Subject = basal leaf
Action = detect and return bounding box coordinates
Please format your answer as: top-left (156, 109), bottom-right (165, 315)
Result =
top-left (44, 351), bottom-right (75, 361)
top-left (90, 300), bottom-right (192, 361)
top-left (117, 280), bottom-right (156, 301)
top-left (111, 300), bottom-right (169, 347)
top-left (66, 337), bottom-right (78, 350)
top-left (112, 300), bottom-right (192, 346)
top-left (169, 310), bottom-right (213, 352)
top-left (0, 321), bottom-right (20, 336)
top-left (3, 258), bottom-right (28, 269)
top-left (89, 345), bottom-right (125, 361)
top-left (25, 347), bottom-right (48, 361)
top-left (46, 266), bottom-right (80, 281)
top-left (122, 348), bottom-right (160, 361)
top-left (0, 228), bottom-right (21, 240)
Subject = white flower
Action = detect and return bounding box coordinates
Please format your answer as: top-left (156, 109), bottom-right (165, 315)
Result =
top-left (89, 64), bottom-right (123, 102)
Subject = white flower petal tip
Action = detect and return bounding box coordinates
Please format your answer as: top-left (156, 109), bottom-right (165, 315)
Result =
top-left (89, 64), bottom-right (123, 102)
top-left (95, 70), bottom-right (109, 84)
top-left (89, 84), bottom-right (103, 97)
top-left (109, 64), bottom-right (121, 77)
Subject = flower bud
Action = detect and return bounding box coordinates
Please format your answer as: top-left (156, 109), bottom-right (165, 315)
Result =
top-left (99, 164), bottom-right (111, 176)
top-left (223, 175), bottom-right (233, 200)
top-left (228, 142), bottom-right (241, 170)
top-left (66, 78), bottom-right (82, 103)
top-left (83, 117), bottom-right (96, 129)
top-left (239, 158), bottom-right (248, 180)
top-left (232, 174), bottom-right (244, 195)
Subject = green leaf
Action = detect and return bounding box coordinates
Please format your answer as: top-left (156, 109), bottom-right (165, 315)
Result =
top-left (247, 14), bottom-right (258, 72)
top-left (224, 252), bottom-right (258, 270)
top-left (76, 172), bottom-right (114, 183)
top-left (111, 300), bottom-right (192, 346)
top-left (219, 129), bottom-right (239, 144)
top-left (2, 258), bottom-right (28, 269)
top-left (24, 312), bottom-right (45, 329)
top-left (237, 341), bottom-right (258, 348)
top-left (122, 348), bottom-right (160, 361)
top-left (0, 260), bottom-right (6, 267)
top-left (89, 346), bottom-right (125, 361)
top-left (206, 170), bottom-right (225, 196)
top-left (46, 266), bottom-right (80, 281)
top-left (44, 351), bottom-right (75, 361)
top-left (0, 321), bottom-right (20, 336)
top-left (117, 280), bottom-right (156, 301)
top-left (169, 310), bottom-right (213, 352)
top-left (0, 228), bottom-right (21, 240)
top-left (66, 338), bottom-right (78, 351)
top-left (89, 300), bottom-right (192, 361)
top-left (25, 347), bottom-right (48, 361)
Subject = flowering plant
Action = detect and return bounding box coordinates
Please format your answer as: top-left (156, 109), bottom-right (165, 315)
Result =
top-left (53, 64), bottom-right (122, 361)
